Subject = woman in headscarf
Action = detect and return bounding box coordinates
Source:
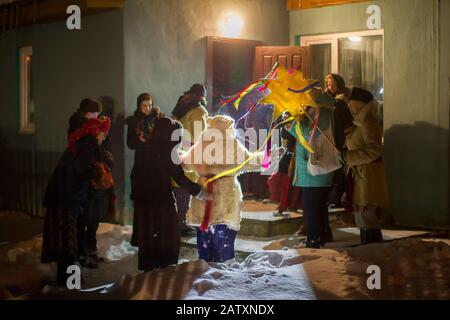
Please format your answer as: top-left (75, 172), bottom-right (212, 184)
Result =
top-left (129, 115), bottom-right (207, 271)
top-left (126, 93), bottom-right (162, 245)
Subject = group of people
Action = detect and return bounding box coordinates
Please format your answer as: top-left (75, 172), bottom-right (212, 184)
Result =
top-left (126, 85), bottom-right (272, 270)
top-left (268, 74), bottom-right (389, 248)
top-left (41, 74), bottom-right (389, 284)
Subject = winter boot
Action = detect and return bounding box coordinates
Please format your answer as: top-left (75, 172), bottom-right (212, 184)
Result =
top-left (305, 239), bottom-right (321, 249)
top-left (367, 229), bottom-right (383, 244)
top-left (360, 229), bottom-right (368, 245)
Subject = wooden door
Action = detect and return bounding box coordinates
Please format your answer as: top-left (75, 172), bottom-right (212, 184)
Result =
top-left (206, 36), bottom-right (262, 113)
top-left (253, 46), bottom-right (311, 80)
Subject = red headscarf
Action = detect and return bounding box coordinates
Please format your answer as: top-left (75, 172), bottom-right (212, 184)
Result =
top-left (68, 116), bottom-right (111, 153)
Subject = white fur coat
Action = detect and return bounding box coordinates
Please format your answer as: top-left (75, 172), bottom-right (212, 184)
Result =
top-left (182, 116), bottom-right (265, 231)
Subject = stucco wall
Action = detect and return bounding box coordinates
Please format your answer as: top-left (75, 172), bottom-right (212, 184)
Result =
top-left (0, 10), bottom-right (125, 217)
top-left (0, 10), bottom-right (124, 151)
top-left (290, 0), bottom-right (450, 228)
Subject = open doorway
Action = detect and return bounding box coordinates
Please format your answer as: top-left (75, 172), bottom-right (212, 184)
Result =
top-left (205, 36), bottom-right (262, 115)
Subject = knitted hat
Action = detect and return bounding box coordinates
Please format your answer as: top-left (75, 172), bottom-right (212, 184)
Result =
top-left (349, 87), bottom-right (373, 104)
top-left (187, 84), bottom-right (207, 97)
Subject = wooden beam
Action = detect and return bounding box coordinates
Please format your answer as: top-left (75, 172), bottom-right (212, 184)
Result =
top-left (0, 0), bottom-right (123, 30)
top-left (287, 0), bottom-right (369, 10)
top-left (86, 0), bottom-right (124, 9)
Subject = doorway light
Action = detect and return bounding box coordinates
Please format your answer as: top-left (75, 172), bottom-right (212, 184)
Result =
top-left (220, 13), bottom-right (244, 38)
top-left (348, 36), bottom-right (362, 42)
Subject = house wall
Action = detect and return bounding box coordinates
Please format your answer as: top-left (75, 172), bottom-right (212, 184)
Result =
top-left (0, 10), bottom-right (125, 218)
top-left (290, 0), bottom-right (450, 228)
top-left (122, 0), bottom-right (290, 221)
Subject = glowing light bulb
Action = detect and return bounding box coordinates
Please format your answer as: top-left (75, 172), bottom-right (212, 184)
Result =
top-left (220, 14), bottom-right (244, 38)
top-left (348, 36), bottom-right (362, 42)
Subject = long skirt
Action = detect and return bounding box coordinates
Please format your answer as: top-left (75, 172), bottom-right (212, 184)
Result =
top-left (41, 206), bottom-right (81, 283)
top-left (196, 224), bottom-right (237, 263)
top-left (132, 201), bottom-right (181, 271)
top-left (174, 188), bottom-right (191, 230)
top-left (268, 172), bottom-right (302, 211)
top-left (41, 206), bottom-right (81, 264)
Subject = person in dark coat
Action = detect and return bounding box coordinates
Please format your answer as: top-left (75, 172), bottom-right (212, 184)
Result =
top-left (67, 99), bottom-right (114, 268)
top-left (42, 117), bottom-right (112, 285)
top-left (126, 93), bottom-right (163, 246)
top-left (75, 119), bottom-right (115, 268)
top-left (129, 116), bottom-right (207, 271)
top-left (324, 74), bottom-right (354, 208)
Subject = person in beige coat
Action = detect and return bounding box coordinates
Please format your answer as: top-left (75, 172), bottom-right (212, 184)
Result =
top-left (172, 84), bottom-right (209, 236)
top-left (343, 87), bottom-right (389, 244)
top-left (182, 115), bottom-right (275, 262)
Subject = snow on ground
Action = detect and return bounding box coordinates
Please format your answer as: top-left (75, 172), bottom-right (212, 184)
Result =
top-left (96, 224), bottom-right (137, 261)
top-left (186, 250), bottom-right (318, 300)
top-left (1, 212), bottom-right (449, 300)
top-left (338, 237), bottom-right (450, 299)
top-left (0, 222), bottom-right (139, 298)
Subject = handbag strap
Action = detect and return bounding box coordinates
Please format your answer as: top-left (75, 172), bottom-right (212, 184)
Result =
top-left (308, 107), bottom-right (320, 145)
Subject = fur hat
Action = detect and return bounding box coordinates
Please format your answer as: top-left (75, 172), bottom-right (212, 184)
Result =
top-left (349, 87), bottom-right (373, 104)
top-left (78, 98), bottom-right (102, 114)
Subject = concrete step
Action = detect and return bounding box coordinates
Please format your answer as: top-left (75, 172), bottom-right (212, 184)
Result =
top-left (239, 208), bottom-right (346, 238)
top-left (240, 210), bottom-right (303, 238)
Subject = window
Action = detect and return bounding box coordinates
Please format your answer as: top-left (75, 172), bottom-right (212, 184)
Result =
top-left (301, 30), bottom-right (384, 100)
top-left (310, 43), bottom-right (332, 86)
top-left (19, 46), bottom-right (35, 134)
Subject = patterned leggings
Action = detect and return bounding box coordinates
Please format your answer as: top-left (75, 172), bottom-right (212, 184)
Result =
top-left (196, 224), bottom-right (237, 263)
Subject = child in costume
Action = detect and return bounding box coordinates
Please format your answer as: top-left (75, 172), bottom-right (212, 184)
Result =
top-left (182, 115), bottom-right (281, 263)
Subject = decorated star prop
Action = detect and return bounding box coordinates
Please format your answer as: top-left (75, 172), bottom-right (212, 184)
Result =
top-left (260, 66), bottom-right (319, 120)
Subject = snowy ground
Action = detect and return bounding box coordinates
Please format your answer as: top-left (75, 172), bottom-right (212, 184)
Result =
top-left (186, 250), bottom-right (317, 300)
top-left (0, 210), bottom-right (449, 300)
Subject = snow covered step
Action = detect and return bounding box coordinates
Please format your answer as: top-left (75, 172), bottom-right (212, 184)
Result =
top-left (239, 210), bottom-right (303, 238)
top-left (238, 201), bottom-right (346, 238)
